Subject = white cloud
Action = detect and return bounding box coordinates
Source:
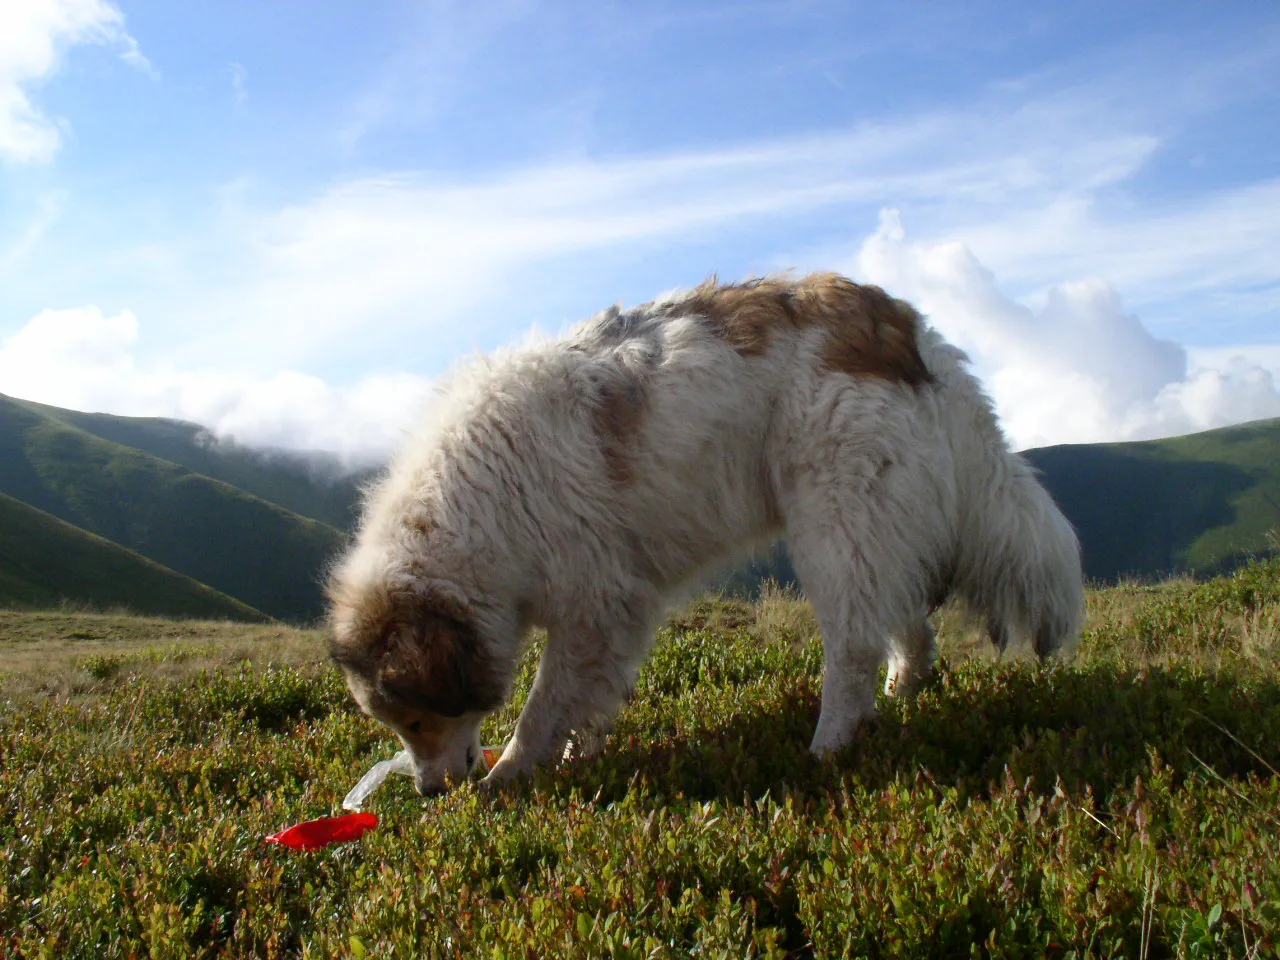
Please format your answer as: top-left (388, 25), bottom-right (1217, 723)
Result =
top-left (4, 154), bottom-right (1279, 461)
top-left (6, 209), bottom-right (1279, 469)
top-left (937, 179), bottom-right (1280, 315)
top-left (1188, 345), bottom-right (1280, 380)
top-left (856, 210), bottom-right (1280, 449)
top-left (0, 0), bottom-right (148, 163)
top-left (0, 306), bottom-right (431, 466)
top-left (190, 104), bottom-right (1160, 368)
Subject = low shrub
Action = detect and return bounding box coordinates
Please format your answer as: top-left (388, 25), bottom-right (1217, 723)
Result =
top-left (1, 560), bottom-right (1277, 957)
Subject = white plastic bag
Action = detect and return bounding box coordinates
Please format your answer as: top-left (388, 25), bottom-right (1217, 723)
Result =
top-left (342, 750), bottom-right (414, 811)
top-left (341, 745), bottom-right (505, 811)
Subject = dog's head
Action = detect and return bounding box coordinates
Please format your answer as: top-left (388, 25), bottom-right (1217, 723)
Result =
top-left (327, 572), bottom-right (504, 795)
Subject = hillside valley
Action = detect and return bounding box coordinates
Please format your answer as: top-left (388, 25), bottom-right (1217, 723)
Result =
top-left (1, 393), bottom-right (1277, 618)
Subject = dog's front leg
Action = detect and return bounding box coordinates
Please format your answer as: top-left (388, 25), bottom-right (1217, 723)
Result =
top-left (483, 653), bottom-right (576, 785)
top-left (483, 615), bottom-right (640, 786)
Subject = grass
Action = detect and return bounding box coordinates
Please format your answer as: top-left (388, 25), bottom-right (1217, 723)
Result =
top-left (2, 559), bottom-right (1279, 957)
top-left (0, 610), bottom-right (315, 701)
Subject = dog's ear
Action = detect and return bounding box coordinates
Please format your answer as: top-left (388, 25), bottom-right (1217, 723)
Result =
top-left (374, 582), bottom-right (501, 718)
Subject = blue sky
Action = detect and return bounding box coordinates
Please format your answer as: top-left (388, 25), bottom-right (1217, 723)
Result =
top-left (1, 0), bottom-right (1279, 460)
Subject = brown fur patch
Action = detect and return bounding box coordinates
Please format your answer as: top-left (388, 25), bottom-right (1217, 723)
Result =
top-left (328, 580), bottom-right (502, 718)
top-left (680, 275), bottom-right (801, 357)
top-left (801, 276), bottom-right (933, 386)
top-left (679, 272), bottom-right (932, 386)
top-left (594, 378), bottom-right (647, 485)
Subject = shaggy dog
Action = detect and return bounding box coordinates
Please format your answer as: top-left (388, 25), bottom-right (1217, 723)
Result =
top-left (328, 273), bottom-right (1084, 795)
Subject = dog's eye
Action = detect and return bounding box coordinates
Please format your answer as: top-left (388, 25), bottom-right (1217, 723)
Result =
top-left (408, 721), bottom-right (422, 733)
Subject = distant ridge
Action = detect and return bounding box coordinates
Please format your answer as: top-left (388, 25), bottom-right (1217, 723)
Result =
top-left (1024, 416), bottom-right (1280, 582)
top-left (15, 397), bottom-right (374, 530)
top-left (0, 492), bottom-right (269, 621)
top-left (0, 394), bottom-right (345, 622)
top-left (1, 394), bottom-right (1276, 614)
top-left (718, 417), bottom-right (1280, 594)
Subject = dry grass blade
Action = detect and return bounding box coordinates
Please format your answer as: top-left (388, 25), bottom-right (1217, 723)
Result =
top-left (1189, 709), bottom-right (1280, 779)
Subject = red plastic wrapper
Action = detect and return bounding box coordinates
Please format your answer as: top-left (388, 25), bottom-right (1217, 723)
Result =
top-left (265, 812), bottom-right (378, 851)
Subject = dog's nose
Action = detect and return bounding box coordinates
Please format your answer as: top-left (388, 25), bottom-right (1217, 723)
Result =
top-left (416, 781), bottom-right (448, 798)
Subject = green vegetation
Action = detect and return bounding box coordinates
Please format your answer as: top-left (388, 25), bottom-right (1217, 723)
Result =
top-left (0, 394), bottom-right (345, 622)
top-left (0, 610), bottom-right (311, 700)
top-left (0, 493), bottom-right (268, 622)
top-left (2, 562), bottom-right (1277, 957)
top-left (1025, 417), bottom-right (1280, 581)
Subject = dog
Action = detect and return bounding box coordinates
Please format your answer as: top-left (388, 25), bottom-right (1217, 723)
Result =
top-left (327, 273), bottom-right (1084, 795)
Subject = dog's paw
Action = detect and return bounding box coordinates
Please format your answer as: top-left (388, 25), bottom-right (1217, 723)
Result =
top-left (478, 756), bottom-right (528, 793)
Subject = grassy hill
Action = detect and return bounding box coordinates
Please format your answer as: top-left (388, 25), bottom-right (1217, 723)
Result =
top-left (0, 394), bottom-right (345, 622)
top-left (14, 396), bottom-right (373, 530)
top-left (1025, 416), bottom-right (1280, 581)
top-left (0, 492), bottom-right (268, 621)
top-left (0, 562), bottom-right (1276, 956)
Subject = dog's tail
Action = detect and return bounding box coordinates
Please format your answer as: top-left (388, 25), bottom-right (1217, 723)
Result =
top-left (951, 445), bottom-right (1085, 659)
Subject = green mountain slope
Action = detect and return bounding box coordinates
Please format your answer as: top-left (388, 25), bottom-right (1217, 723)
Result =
top-left (14, 397), bottom-right (373, 530)
top-left (0, 395), bottom-right (345, 622)
top-left (4, 392), bottom-right (1275, 614)
top-left (1025, 416), bottom-right (1280, 581)
top-left (0, 493), bottom-right (268, 621)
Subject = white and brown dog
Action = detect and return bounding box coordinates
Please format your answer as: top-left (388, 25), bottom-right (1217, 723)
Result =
top-left (327, 273), bottom-right (1084, 795)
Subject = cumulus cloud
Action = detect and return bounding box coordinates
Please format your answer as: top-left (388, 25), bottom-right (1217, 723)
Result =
top-left (0, 306), bottom-right (431, 466)
top-left (857, 210), bottom-right (1280, 449)
top-left (0, 0), bottom-right (149, 163)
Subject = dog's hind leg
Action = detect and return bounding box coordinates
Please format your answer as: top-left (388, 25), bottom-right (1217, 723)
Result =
top-left (785, 514), bottom-right (900, 757)
top-left (783, 461), bottom-right (934, 757)
top-left (884, 616), bottom-right (936, 698)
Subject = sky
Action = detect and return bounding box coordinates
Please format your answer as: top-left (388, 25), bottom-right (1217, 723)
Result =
top-left (1, 0), bottom-right (1279, 464)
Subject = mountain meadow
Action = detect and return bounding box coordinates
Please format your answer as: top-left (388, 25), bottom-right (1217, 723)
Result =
top-left (0, 493), bottom-right (266, 622)
top-left (1, 399), bottom-right (1279, 955)
top-left (1, 559), bottom-right (1278, 957)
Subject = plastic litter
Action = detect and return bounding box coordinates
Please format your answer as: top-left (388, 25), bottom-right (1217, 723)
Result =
top-left (342, 750), bottom-right (415, 811)
top-left (341, 745), bottom-right (506, 811)
top-left (265, 812), bottom-right (378, 850)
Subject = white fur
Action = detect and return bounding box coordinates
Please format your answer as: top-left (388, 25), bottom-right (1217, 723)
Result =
top-left (332, 281), bottom-right (1085, 790)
